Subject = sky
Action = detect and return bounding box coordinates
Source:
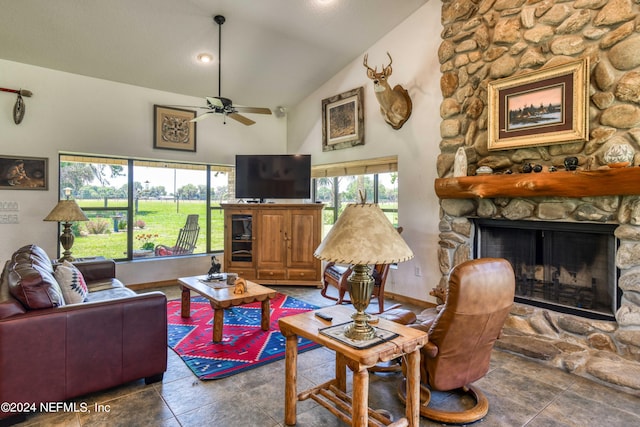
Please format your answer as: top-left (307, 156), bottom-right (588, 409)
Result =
top-left (507, 85), bottom-right (563, 111)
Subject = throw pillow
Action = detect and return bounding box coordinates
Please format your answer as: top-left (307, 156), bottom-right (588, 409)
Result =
top-left (54, 260), bottom-right (88, 304)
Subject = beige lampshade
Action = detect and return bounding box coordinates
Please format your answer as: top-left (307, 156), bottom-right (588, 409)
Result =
top-left (43, 200), bottom-right (89, 222)
top-left (314, 203), bottom-right (413, 265)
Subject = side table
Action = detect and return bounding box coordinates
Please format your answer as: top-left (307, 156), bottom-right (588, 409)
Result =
top-left (279, 305), bottom-right (428, 427)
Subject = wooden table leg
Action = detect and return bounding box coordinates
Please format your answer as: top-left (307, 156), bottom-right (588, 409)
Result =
top-left (180, 285), bottom-right (190, 318)
top-left (351, 365), bottom-right (369, 427)
top-left (405, 349), bottom-right (420, 427)
top-left (284, 333), bottom-right (298, 426)
top-left (212, 306), bottom-right (224, 342)
top-left (261, 298), bottom-right (271, 331)
top-left (335, 353), bottom-right (347, 392)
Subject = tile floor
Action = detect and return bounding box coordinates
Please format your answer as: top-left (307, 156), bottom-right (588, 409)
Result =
top-left (9, 285), bottom-right (640, 427)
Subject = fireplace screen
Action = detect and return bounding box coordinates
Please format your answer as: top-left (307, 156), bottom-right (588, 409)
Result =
top-left (475, 219), bottom-right (618, 319)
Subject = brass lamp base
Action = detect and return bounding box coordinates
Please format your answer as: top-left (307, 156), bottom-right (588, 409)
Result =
top-left (58, 221), bottom-right (76, 262)
top-left (343, 264), bottom-right (376, 341)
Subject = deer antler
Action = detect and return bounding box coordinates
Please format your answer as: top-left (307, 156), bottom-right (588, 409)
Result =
top-left (363, 53), bottom-right (376, 73)
top-left (385, 52), bottom-right (393, 68)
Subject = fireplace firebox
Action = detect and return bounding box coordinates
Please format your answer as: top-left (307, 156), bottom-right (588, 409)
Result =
top-left (475, 219), bottom-right (620, 320)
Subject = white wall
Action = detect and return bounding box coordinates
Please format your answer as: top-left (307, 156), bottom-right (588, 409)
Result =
top-left (0, 1), bottom-right (443, 299)
top-left (0, 59), bottom-right (286, 284)
top-left (287, 1), bottom-right (442, 302)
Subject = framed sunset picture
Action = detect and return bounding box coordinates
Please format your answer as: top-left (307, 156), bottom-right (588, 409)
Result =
top-left (488, 58), bottom-right (589, 150)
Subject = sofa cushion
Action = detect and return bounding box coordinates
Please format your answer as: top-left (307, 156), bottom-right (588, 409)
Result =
top-left (54, 261), bottom-right (88, 304)
top-left (7, 246), bottom-right (65, 309)
top-left (85, 287), bottom-right (137, 303)
top-left (13, 244), bottom-right (54, 273)
top-left (0, 260), bottom-right (11, 302)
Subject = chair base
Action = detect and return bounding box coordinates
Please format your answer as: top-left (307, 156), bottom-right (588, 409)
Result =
top-left (368, 357), bottom-right (403, 373)
top-left (397, 378), bottom-right (489, 424)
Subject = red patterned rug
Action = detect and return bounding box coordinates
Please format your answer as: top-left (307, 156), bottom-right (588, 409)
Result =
top-left (167, 293), bottom-right (320, 380)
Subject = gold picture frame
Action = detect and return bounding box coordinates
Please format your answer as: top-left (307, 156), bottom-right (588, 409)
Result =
top-left (488, 58), bottom-right (589, 151)
top-left (0, 155), bottom-right (48, 190)
top-left (154, 105), bottom-right (197, 152)
top-left (322, 87), bottom-right (364, 152)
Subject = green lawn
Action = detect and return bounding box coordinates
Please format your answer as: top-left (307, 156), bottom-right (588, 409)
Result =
top-left (72, 199), bottom-right (225, 259)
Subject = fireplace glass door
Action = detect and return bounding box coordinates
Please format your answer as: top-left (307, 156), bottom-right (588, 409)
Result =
top-left (476, 219), bottom-right (618, 319)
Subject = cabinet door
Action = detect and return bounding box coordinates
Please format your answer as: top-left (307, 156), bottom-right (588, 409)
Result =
top-left (224, 209), bottom-right (255, 271)
top-left (257, 209), bottom-right (288, 268)
top-left (288, 209), bottom-right (320, 269)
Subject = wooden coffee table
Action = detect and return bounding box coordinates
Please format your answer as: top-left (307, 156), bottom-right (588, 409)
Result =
top-left (177, 275), bottom-right (277, 343)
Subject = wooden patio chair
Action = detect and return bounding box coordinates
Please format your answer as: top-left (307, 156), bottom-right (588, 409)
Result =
top-left (155, 214), bottom-right (200, 256)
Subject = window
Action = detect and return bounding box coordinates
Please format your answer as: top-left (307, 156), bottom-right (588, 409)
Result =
top-left (312, 156), bottom-right (398, 237)
top-left (59, 155), bottom-right (232, 260)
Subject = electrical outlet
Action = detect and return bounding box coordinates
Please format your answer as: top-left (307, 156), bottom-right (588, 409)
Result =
top-left (415, 266), bottom-right (422, 277)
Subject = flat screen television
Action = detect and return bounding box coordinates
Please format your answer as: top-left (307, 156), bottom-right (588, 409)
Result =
top-left (235, 154), bottom-right (311, 201)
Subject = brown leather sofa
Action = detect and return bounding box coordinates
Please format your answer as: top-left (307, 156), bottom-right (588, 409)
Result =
top-left (0, 244), bottom-right (167, 423)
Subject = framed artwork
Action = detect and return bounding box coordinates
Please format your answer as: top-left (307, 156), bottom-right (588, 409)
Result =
top-left (0, 155), bottom-right (48, 190)
top-left (322, 87), bottom-right (364, 152)
top-left (488, 58), bottom-right (589, 150)
top-left (153, 105), bottom-right (197, 152)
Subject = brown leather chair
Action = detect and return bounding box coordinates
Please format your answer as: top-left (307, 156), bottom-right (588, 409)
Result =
top-left (397, 258), bottom-right (515, 424)
top-left (320, 227), bottom-right (402, 314)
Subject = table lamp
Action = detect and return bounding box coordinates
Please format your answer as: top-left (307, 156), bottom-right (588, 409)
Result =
top-left (43, 188), bottom-right (89, 262)
top-left (314, 202), bottom-right (414, 340)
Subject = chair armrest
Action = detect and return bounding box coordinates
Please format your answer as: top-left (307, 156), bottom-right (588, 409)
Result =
top-left (422, 341), bottom-right (439, 358)
top-left (71, 259), bottom-right (116, 282)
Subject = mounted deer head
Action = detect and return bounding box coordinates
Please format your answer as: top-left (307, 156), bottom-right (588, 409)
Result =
top-left (363, 52), bottom-right (412, 130)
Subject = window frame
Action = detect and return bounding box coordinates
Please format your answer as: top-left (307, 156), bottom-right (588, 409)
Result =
top-left (58, 154), bottom-right (232, 260)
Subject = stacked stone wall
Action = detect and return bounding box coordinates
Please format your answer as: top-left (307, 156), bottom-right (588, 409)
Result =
top-left (437, 0), bottom-right (640, 394)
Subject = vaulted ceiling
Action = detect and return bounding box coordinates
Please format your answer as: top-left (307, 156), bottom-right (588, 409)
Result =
top-left (0, 0), bottom-right (428, 112)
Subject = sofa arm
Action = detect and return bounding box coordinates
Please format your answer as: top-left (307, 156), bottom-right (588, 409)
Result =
top-left (0, 291), bottom-right (167, 411)
top-left (72, 259), bottom-right (116, 282)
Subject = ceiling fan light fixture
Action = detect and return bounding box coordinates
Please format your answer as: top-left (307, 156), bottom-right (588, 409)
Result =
top-left (197, 53), bottom-right (214, 63)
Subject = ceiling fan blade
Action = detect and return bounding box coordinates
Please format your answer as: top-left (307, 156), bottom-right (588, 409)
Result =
top-left (206, 96), bottom-right (224, 108)
top-left (190, 112), bottom-right (214, 122)
top-left (234, 106), bottom-right (272, 115)
top-left (164, 105), bottom-right (207, 110)
top-left (228, 113), bottom-right (256, 126)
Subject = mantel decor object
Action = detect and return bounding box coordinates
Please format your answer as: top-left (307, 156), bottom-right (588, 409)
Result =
top-left (314, 201), bottom-right (413, 340)
top-left (43, 187), bottom-right (89, 262)
top-left (604, 143), bottom-right (634, 168)
top-left (487, 58), bottom-right (589, 150)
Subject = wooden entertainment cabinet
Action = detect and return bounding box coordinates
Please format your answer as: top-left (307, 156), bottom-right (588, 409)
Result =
top-left (222, 203), bottom-right (323, 286)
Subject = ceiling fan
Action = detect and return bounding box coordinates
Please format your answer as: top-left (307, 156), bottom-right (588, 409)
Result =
top-left (190, 15), bottom-right (272, 125)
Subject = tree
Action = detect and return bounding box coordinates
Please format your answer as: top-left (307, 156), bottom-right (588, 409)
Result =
top-left (60, 162), bottom-right (125, 196)
top-left (178, 183), bottom-right (199, 200)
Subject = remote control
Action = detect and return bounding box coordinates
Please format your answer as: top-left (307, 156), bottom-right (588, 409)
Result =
top-left (315, 312), bottom-right (333, 321)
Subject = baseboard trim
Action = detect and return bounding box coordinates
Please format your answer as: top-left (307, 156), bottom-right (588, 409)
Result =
top-left (128, 280), bottom-right (177, 290)
top-left (384, 291), bottom-right (436, 309)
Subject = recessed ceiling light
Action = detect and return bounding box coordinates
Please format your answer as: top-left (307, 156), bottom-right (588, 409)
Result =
top-left (197, 53), bottom-right (214, 63)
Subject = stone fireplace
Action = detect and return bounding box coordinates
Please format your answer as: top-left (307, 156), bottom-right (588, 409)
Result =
top-left (476, 219), bottom-right (618, 319)
top-left (435, 0), bottom-right (640, 394)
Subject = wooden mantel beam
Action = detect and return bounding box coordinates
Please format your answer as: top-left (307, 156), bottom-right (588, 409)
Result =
top-left (434, 167), bottom-right (640, 199)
